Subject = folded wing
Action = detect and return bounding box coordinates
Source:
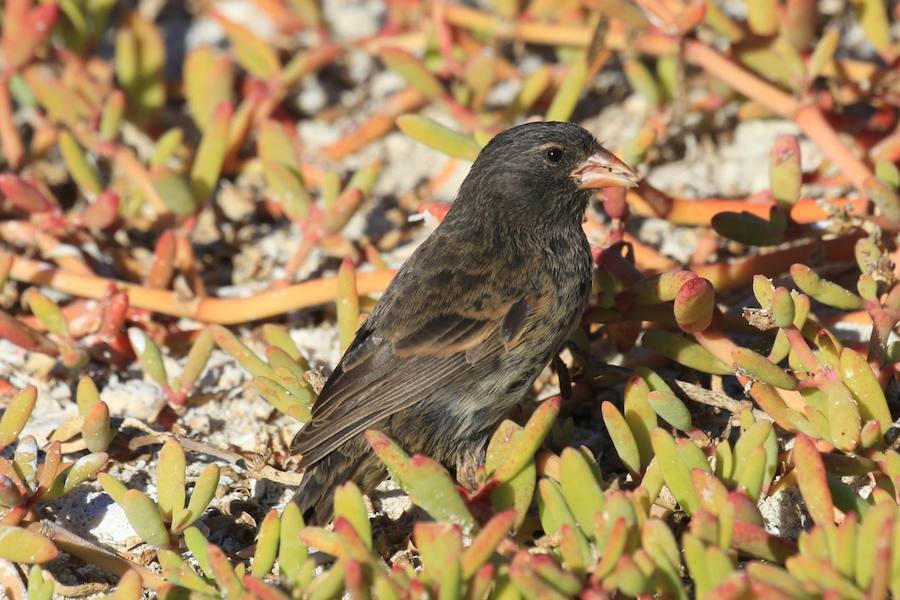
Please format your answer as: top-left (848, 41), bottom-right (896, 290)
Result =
top-left (291, 294), bottom-right (531, 466)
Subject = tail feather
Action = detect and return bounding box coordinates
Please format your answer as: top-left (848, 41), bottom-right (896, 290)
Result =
top-left (292, 454), bottom-right (354, 525)
top-left (293, 445), bottom-right (389, 526)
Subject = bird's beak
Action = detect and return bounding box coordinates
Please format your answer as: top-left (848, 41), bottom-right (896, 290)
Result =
top-left (572, 149), bottom-right (639, 190)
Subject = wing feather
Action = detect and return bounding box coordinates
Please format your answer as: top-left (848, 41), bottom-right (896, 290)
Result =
top-left (293, 349), bottom-right (477, 465)
top-left (291, 219), bottom-right (550, 468)
top-left (292, 296), bottom-right (532, 467)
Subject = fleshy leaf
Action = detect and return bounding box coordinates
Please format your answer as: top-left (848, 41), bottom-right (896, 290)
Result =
top-left (157, 439), bottom-right (186, 525)
top-left (0, 525), bottom-right (58, 563)
top-left (601, 401), bottom-right (641, 475)
top-left (790, 264), bottom-right (862, 310)
top-left (642, 330), bottom-right (732, 375)
top-left (122, 489), bottom-right (170, 547)
top-left (0, 386), bottom-right (36, 449)
top-left (366, 430), bottom-right (475, 532)
top-left (396, 114), bottom-right (481, 161)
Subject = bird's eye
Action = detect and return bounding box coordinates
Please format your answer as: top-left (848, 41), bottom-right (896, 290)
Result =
top-left (544, 147), bottom-right (563, 163)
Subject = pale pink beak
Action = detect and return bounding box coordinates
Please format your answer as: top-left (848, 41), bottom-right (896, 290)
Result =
top-left (572, 149), bottom-right (639, 190)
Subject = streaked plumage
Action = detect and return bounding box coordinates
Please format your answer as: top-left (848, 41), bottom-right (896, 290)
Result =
top-left (291, 122), bottom-right (637, 523)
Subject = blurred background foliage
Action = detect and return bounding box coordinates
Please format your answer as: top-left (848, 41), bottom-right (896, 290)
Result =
top-left (0, 0), bottom-right (898, 597)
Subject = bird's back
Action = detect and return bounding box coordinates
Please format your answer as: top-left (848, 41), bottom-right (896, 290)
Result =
top-left (291, 212), bottom-right (591, 465)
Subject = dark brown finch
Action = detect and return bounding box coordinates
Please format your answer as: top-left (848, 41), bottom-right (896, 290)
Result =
top-left (291, 121), bottom-right (638, 524)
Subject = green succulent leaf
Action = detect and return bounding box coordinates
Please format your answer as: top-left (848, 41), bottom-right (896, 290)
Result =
top-left (210, 325), bottom-right (275, 379)
top-left (206, 543), bottom-right (245, 597)
top-left (157, 439), bottom-right (186, 525)
top-left (0, 475), bottom-right (24, 507)
top-left (177, 463), bottom-right (220, 532)
top-left (0, 386), bottom-right (36, 449)
top-left (150, 127), bottom-right (184, 167)
top-left (158, 548), bottom-right (218, 594)
top-left (250, 509), bottom-right (280, 578)
top-left (61, 452), bottom-right (108, 496)
top-left (461, 509), bottom-right (516, 579)
top-left (14, 435), bottom-right (38, 487)
top-left (647, 390), bottom-right (693, 431)
top-left (149, 166), bottom-right (196, 215)
top-left (76, 376), bottom-right (101, 416)
top-left (262, 324), bottom-right (307, 366)
top-left (367, 430), bottom-right (475, 532)
top-left (770, 135), bottom-right (802, 205)
top-left (624, 374), bottom-right (656, 469)
top-left (486, 420), bottom-right (536, 527)
top-left (792, 434), bottom-right (834, 526)
top-left (183, 526), bottom-right (214, 579)
top-left (790, 264), bottom-right (862, 310)
top-left (379, 48), bottom-right (444, 100)
top-left (711, 211), bottom-right (785, 246)
top-left (650, 428), bottom-right (701, 514)
top-left (179, 328), bottom-right (215, 393)
top-left (98, 473), bottom-right (129, 505)
top-left (840, 348), bottom-right (891, 436)
top-left (278, 503), bottom-right (308, 583)
top-left (623, 57), bottom-right (661, 108)
top-left (190, 101), bottom-right (231, 204)
top-left (642, 330), bottom-right (732, 375)
top-left (122, 489), bottom-right (170, 547)
top-left (333, 481), bottom-right (372, 551)
top-left (415, 522), bottom-right (463, 586)
top-left (0, 525), bottom-right (58, 563)
top-left (215, 14), bottom-right (280, 78)
top-left (58, 130), bottom-right (102, 196)
top-left (488, 396), bottom-right (560, 483)
top-left (82, 401), bottom-right (113, 453)
top-left (673, 277), bottom-right (715, 333)
top-left (732, 347), bottom-right (798, 390)
top-left (396, 114), bottom-right (481, 161)
top-left (559, 447), bottom-right (605, 538)
top-left (545, 57), bottom-right (587, 122)
top-left (27, 565), bottom-right (54, 600)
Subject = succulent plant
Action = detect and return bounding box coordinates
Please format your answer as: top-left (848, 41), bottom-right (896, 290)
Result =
top-left (0, 0), bottom-right (898, 596)
top-left (99, 438), bottom-right (219, 549)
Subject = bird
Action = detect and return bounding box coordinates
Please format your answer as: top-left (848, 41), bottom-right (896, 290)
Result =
top-left (291, 121), bottom-right (638, 524)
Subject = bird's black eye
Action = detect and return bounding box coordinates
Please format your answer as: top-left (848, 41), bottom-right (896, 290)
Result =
top-left (544, 147), bottom-right (563, 163)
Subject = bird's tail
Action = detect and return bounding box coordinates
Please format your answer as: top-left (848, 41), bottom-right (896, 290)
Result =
top-left (293, 446), bottom-right (389, 526)
top-left (292, 453), bottom-right (354, 526)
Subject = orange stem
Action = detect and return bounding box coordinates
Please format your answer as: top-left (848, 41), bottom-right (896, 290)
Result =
top-left (788, 198), bottom-right (869, 224)
top-left (175, 228), bottom-right (207, 297)
top-left (627, 192), bottom-right (869, 226)
top-left (823, 310), bottom-right (870, 326)
top-left (442, 3), bottom-right (678, 55)
top-left (281, 226), bottom-right (321, 283)
top-left (694, 233), bottom-right (861, 292)
top-left (9, 254), bottom-right (397, 325)
top-left (323, 87), bottom-right (427, 161)
top-left (682, 41), bottom-right (874, 193)
top-left (622, 232), bottom-right (679, 272)
top-left (793, 105), bottom-right (874, 192)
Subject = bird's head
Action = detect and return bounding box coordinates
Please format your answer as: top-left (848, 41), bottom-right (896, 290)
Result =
top-left (457, 121), bottom-right (638, 226)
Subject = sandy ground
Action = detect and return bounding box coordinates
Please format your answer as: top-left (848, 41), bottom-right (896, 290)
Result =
top-left (2, 0), bottom-right (887, 595)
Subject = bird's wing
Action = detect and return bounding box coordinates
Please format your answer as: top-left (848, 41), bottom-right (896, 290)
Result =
top-left (291, 292), bottom-right (535, 467)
